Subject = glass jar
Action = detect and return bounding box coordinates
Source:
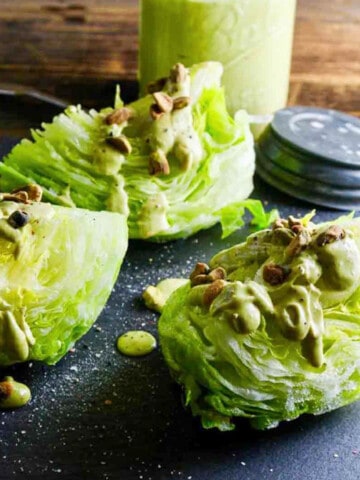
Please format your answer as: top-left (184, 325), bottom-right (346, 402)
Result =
top-left (139, 0), bottom-right (297, 118)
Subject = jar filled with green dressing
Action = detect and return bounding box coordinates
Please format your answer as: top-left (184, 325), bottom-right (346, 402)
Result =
top-left (139, 0), bottom-right (297, 118)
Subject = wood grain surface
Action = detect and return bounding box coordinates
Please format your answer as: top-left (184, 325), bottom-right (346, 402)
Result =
top-left (0, 0), bottom-right (359, 118)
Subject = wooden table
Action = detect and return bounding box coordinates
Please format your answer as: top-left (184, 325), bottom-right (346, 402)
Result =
top-left (0, 0), bottom-right (359, 134)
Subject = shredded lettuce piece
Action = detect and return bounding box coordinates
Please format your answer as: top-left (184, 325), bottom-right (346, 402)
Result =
top-left (217, 199), bottom-right (279, 239)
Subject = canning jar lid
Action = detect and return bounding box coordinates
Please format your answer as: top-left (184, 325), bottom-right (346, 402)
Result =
top-left (256, 106), bottom-right (360, 210)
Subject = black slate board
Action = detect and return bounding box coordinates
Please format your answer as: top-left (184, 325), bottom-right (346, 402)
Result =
top-left (0, 136), bottom-right (359, 480)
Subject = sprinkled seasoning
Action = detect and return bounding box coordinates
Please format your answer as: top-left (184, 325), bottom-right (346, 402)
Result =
top-left (116, 331), bottom-right (157, 357)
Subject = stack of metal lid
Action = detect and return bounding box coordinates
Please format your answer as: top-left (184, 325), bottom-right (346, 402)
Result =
top-left (256, 106), bottom-right (360, 210)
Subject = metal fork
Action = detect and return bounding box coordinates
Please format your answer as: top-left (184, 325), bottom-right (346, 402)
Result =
top-left (0, 83), bottom-right (68, 109)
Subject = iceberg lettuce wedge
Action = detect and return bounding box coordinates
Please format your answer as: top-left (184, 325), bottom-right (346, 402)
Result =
top-left (159, 215), bottom-right (360, 430)
top-left (0, 62), bottom-right (273, 241)
top-left (0, 200), bottom-right (127, 366)
top-left (0, 106), bottom-right (129, 214)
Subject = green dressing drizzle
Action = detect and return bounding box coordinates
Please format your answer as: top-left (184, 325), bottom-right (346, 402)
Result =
top-left (117, 330), bottom-right (157, 357)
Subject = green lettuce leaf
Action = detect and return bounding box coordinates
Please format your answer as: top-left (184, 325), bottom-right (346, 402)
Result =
top-left (158, 216), bottom-right (360, 430)
top-left (0, 201), bottom-right (127, 365)
top-left (0, 62), bottom-right (274, 241)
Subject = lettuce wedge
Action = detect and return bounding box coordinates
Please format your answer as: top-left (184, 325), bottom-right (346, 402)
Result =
top-left (0, 200), bottom-right (127, 366)
top-left (0, 62), bottom-right (273, 241)
top-left (159, 215), bottom-right (360, 430)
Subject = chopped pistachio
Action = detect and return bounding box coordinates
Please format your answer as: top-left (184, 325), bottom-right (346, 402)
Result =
top-left (208, 267), bottom-right (226, 282)
top-left (149, 103), bottom-right (165, 120)
top-left (190, 264), bottom-right (226, 287)
top-left (105, 107), bottom-right (133, 125)
top-left (106, 135), bottom-right (132, 154)
top-left (190, 263), bottom-right (210, 283)
top-left (285, 229), bottom-right (312, 257)
top-left (203, 279), bottom-right (227, 307)
top-left (263, 263), bottom-right (291, 286)
top-left (272, 218), bottom-right (287, 229)
top-left (11, 184), bottom-right (43, 202)
top-left (148, 150), bottom-right (170, 175)
top-left (316, 225), bottom-right (345, 246)
top-left (152, 91), bottom-right (173, 114)
top-left (170, 63), bottom-right (188, 84)
top-left (173, 96), bottom-right (191, 110)
top-left (288, 215), bottom-right (302, 227)
top-left (191, 274), bottom-right (211, 286)
top-left (291, 224), bottom-right (304, 234)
